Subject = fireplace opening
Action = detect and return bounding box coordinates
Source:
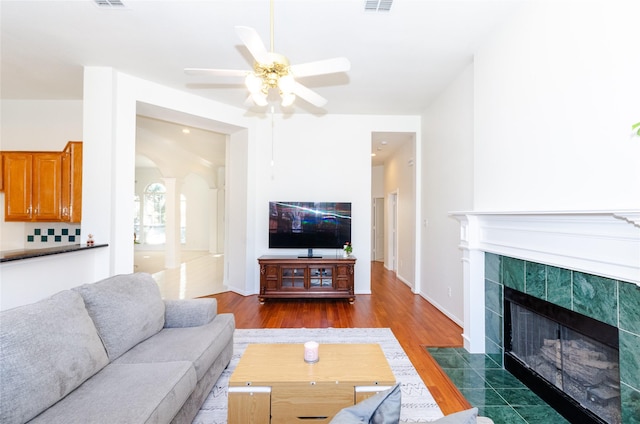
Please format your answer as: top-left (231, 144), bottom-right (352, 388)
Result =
top-left (504, 287), bottom-right (621, 424)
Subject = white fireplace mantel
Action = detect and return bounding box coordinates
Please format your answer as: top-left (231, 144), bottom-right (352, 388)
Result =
top-left (450, 210), bottom-right (640, 353)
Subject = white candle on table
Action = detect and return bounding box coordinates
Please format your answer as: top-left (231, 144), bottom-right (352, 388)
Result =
top-left (304, 341), bottom-right (319, 363)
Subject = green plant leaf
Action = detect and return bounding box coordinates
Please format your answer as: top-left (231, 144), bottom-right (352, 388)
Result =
top-left (633, 122), bottom-right (640, 136)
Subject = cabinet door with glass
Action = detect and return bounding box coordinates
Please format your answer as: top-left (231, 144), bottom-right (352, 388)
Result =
top-left (309, 266), bottom-right (334, 289)
top-left (280, 267), bottom-right (306, 289)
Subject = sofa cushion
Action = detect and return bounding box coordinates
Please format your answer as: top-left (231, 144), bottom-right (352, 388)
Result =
top-left (163, 298), bottom-right (218, 328)
top-left (74, 273), bottom-right (165, 360)
top-left (114, 313), bottom-right (235, 380)
top-left (0, 290), bottom-right (109, 424)
top-left (29, 362), bottom-right (197, 424)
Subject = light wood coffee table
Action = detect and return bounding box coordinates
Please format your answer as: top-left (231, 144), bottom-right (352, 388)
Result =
top-left (228, 343), bottom-right (396, 423)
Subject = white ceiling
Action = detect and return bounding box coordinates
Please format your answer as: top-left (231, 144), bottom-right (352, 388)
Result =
top-left (1, 0), bottom-right (523, 166)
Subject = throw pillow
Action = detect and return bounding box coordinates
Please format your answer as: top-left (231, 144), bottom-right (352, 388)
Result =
top-left (330, 383), bottom-right (401, 424)
top-left (431, 407), bottom-right (478, 424)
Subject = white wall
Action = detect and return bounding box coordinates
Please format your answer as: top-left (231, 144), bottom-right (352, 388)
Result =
top-left (0, 100), bottom-right (83, 251)
top-left (252, 113), bottom-right (421, 295)
top-left (474, 1), bottom-right (640, 211)
top-left (420, 64), bottom-right (475, 326)
top-left (383, 137), bottom-right (417, 288)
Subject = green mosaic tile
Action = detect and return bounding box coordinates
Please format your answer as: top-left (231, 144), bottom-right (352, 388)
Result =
top-left (512, 405), bottom-right (570, 423)
top-left (75, 228), bottom-right (81, 235)
top-left (485, 309), bottom-right (502, 347)
top-left (485, 253), bottom-right (501, 284)
top-left (442, 368), bottom-right (489, 389)
top-left (484, 337), bottom-right (503, 367)
top-left (546, 265), bottom-right (572, 310)
top-left (430, 353), bottom-right (470, 369)
top-left (572, 271), bottom-right (618, 327)
top-left (525, 261), bottom-right (546, 300)
top-left (62, 228), bottom-right (69, 235)
top-left (621, 383), bottom-right (640, 424)
top-left (619, 280), bottom-right (640, 336)
top-left (47, 228), bottom-right (54, 235)
top-left (41, 236), bottom-right (48, 242)
top-left (482, 369), bottom-right (526, 389)
top-left (485, 279), bottom-right (503, 316)
top-left (461, 354), bottom-right (502, 370)
top-left (502, 257), bottom-right (525, 292)
top-left (498, 388), bottom-right (546, 406)
top-left (459, 388), bottom-right (507, 406)
top-left (34, 229), bottom-right (41, 235)
top-left (620, 330), bottom-right (640, 390)
top-left (27, 235), bottom-right (34, 242)
top-left (476, 406), bottom-right (527, 424)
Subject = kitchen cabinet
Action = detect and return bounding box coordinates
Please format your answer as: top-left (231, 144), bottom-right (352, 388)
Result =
top-left (61, 141), bottom-right (82, 222)
top-left (2, 142), bottom-right (82, 222)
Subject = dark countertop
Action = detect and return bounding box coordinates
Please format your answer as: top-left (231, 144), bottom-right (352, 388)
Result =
top-left (0, 243), bottom-right (108, 263)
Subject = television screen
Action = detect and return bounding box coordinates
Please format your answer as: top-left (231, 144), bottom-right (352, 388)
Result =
top-left (269, 201), bottom-right (351, 249)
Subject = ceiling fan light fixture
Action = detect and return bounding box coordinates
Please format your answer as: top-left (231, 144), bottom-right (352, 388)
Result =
top-left (251, 91), bottom-right (268, 107)
top-left (278, 74), bottom-right (295, 94)
top-left (281, 93), bottom-right (296, 107)
top-left (245, 73), bottom-right (263, 94)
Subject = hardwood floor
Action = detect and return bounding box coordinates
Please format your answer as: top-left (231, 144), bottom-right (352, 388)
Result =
top-left (207, 260), bottom-right (472, 415)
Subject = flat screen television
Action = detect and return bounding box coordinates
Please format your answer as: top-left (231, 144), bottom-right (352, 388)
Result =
top-left (269, 201), bottom-right (351, 257)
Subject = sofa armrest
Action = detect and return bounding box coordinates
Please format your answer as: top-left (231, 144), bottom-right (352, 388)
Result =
top-left (163, 298), bottom-right (217, 328)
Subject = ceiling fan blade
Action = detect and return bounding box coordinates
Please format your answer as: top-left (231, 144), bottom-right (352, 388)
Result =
top-left (184, 68), bottom-right (247, 77)
top-left (292, 81), bottom-right (327, 108)
top-left (235, 26), bottom-right (269, 64)
top-left (290, 57), bottom-right (351, 78)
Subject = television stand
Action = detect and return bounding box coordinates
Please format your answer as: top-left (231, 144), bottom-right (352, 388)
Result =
top-left (298, 248), bottom-right (321, 258)
top-left (258, 255), bottom-right (356, 303)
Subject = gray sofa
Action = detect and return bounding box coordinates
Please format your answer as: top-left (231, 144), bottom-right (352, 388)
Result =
top-left (0, 272), bottom-right (235, 424)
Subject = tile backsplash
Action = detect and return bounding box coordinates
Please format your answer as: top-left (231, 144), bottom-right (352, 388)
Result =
top-left (25, 223), bottom-right (81, 248)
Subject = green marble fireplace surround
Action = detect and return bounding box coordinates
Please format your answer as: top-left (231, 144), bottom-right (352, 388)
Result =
top-left (484, 253), bottom-right (640, 423)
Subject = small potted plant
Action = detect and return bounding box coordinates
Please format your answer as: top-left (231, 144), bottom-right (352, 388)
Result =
top-left (343, 241), bottom-right (353, 257)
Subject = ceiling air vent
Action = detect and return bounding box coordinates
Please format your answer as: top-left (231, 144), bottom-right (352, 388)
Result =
top-left (94, 0), bottom-right (126, 8)
top-left (365, 0), bottom-right (393, 12)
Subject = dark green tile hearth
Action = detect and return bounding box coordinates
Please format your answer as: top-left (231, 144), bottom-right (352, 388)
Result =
top-left (513, 405), bottom-right (570, 423)
top-left (525, 261), bottom-right (546, 300)
top-left (502, 257), bottom-right (525, 292)
top-left (498, 388), bottom-right (546, 406)
top-left (619, 280), bottom-right (640, 335)
top-left (459, 388), bottom-right (507, 406)
top-left (442, 368), bottom-right (490, 389)
top-left (427, 347), bottom-right (568, 423)
top-left (476, 406), bottom-right (527, 424)
top-left (545, 266), bottom-right (572, 310)
top-left (572, 271), bottom-right (617, 326)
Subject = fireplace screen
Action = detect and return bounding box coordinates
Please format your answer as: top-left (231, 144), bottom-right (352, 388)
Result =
top-left (509, 303), bottom-right (621, 423)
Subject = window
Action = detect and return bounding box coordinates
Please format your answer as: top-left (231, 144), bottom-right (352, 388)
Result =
top-left (143, 182), bottom-right (166, 245)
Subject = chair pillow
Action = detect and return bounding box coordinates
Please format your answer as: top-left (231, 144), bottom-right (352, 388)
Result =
top-left (330, 383), bottom-right (401, 424)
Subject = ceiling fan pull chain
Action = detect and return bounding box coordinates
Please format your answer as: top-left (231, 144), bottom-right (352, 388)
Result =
top-left (270, 0), bottom-right (274, 53)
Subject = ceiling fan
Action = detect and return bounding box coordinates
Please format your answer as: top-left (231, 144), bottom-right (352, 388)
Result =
top-left (184, 1), bottom-right (350, 108)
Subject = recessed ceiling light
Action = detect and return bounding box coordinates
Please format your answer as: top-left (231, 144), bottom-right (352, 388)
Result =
top-left (381, 140), bottom-right (388, 145)
top-left (371, 153), bottom-right (377, 157)
top-left (182, 129), bottom-right (190, 134)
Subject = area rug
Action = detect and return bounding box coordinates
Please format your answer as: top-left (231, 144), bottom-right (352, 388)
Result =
top-left (193, 328), bottom-right (444, 423)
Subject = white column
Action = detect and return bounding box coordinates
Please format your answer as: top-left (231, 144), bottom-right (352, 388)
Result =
top-left (162, 177), bottom-right (181, 269)
top-left (209, 188), bottom-right (218, 254)
top-left (453, 214), bottom-right (486, 353)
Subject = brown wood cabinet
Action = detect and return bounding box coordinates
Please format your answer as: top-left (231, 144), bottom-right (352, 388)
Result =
top-left (2, 142), bottom-right (82, 222)
top-left (61, 141), bottom-right (83, 222)
top-left (258, 255), bottom-right (356, 303)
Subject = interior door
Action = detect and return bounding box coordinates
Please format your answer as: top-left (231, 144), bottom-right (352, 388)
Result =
top-left (372, 197), bottom-right (385, 261)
